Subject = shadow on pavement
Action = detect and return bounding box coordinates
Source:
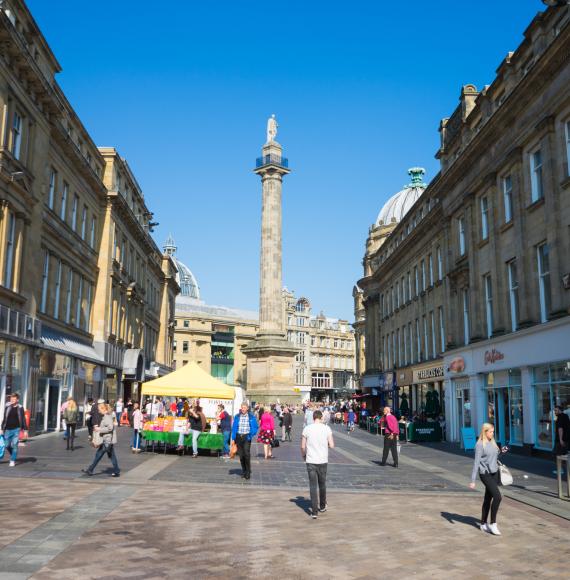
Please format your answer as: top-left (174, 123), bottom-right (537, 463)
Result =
top-left (441, 511), bottom-right (479, 528)
top-left (289, 496), bottom-right (311, 514)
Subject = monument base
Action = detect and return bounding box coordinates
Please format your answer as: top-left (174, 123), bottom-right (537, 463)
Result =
top-left (242, 335), bottom-right (301, 404)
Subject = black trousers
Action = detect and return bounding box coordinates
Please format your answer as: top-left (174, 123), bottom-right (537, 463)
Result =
top-left (480, 471), bottom-right (502, 524)
top-left (381, 435), bottom-right (398, 466)
top-left (236, 434), bottom-right (251, 476)
top-left (66, 424), bottom-right (76, 449)
top-left (307, 463), bottom-right (327, 514)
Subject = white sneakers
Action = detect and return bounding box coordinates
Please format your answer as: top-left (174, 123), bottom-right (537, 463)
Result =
top-left (488, 523), bottom-right (501, 536)
top-left (481, 522), bottom-right (502, 536)
top-left (9, 461), bottom-right (15, 467)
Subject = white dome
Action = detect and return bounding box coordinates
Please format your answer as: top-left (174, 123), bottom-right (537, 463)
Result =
top-left (163, 235), bottom-right (201, 299)
top-left (375, 168), bottom-right (427, 227)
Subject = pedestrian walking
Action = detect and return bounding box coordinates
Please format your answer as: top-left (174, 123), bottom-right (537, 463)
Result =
top-left (230, 403), bottom-right (259, 480)
top-left (217, 403), bottom-right (232, 458)
top-left (282, 407), bottom-right (293, 442)
top-left (554, 405), bottom-right (570, 458)
top-left (258, 407), bottom-right (276, 459)
top-left (177, 402), bottom-right (203, 457)
top-left (379, 406), bottom-right (399, 468)
top-left (131, 402), bottom-right (143, 453)
top-left (115, 398), bottom-right (124, 425)
top-left (301, 410), bottom-right (335, 519)
top-left (85, 398), bottom-right (94, 441)
top-left (347, 409), bottom-right (356, 433)
top-left (304, 403), bottom-right (314, 427)
top-left (63, 397), bottom-right (78, 451)
top-left (0, 393), bottom-right (28, 467)
top-left (469, 423), bottom-right (509, 536)
top-left (82, 403), bottom-right (120, 477)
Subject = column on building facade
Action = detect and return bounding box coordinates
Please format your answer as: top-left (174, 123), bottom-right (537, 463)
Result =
top-left (470, 373), bottom-right (485, 434)
top-left (520, 366), bottom-right (535, 447)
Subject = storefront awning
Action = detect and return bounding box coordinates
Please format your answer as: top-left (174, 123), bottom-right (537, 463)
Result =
top-left (141, 361), bottom-right (235, 399)
top-left (40, 327), bottom-right (104, 365)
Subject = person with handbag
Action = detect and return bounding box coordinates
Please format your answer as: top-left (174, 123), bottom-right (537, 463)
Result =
top-left (231, 403), bottom-right (259, 479)
top-left (469, 422), bottom-right (509, 536)
top-left (62, 397), bottom-right (78, 451)
top-left (379, 407), bottom-right (399, 468)
top-left (82, 403), bottom-right (120, 477)
top-left (257, 407), bottom-right (276, 459)
top-left (0, 393), bottom-right (28, 467)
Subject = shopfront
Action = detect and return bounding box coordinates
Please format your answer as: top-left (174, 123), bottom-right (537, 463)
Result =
top-left (36, 351), bottom-right (72, 432)
top-left (444, 317), bottom-right (570, 454)
top-left (397, 368), bottom-right (413, 418)
top-left (0, 339), bottom-right (29, 411)
top-left (381, 371), bottom-right (397, 411)
top-left (411, 361), bottom-right (444, 420)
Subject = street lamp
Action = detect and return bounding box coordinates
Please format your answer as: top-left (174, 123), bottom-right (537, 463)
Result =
top-left (542, 0), bottom-right (569, 7)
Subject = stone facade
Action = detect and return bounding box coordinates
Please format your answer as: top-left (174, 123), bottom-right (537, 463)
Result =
top-left (357, 5), bottom-right (570, 453)
top-left (0, 0), bottom-right (178, 432)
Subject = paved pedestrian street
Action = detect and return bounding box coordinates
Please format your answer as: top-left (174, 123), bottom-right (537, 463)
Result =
top-left (0, 418), bottom-right (568, 579)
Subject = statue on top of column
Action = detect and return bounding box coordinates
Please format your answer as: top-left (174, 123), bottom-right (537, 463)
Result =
top-left (266, 114), bottom-right (278, 142)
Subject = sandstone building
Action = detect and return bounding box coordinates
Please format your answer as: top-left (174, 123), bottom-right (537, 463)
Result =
top-left (0, 0), bottom-right (178, 433)
top-left (356, 5), bottom-right (570, 454)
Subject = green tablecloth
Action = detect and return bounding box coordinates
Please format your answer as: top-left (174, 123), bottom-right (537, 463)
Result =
top-left (142, 431), bottom-right (224, 450)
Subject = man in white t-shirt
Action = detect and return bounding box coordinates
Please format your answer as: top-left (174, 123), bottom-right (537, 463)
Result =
top-left (301, 410), bottom-right (335, 519)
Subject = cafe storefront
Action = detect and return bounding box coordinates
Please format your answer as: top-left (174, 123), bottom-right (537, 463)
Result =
top-left (409, 360), bottom-right (445, 419)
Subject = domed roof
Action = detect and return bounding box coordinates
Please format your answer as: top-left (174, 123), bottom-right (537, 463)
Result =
top-left (163, 235), bottom-right (200, 299)
top-left (375, 168), bottom-right (427, 227)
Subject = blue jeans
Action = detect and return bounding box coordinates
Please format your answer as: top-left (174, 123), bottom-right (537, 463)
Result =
top-left (4, 428), bottom-right (20, 461)
top-left (177, 429), bottom-right (200, 454)
top-left (87, 444), bottom-right (120, 474)
top-left (132, 429), bottom-right (140, 450)
top-left (222, 430), bottom-right (231, 454)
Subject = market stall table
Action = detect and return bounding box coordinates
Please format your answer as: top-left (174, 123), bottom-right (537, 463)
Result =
top-left (143, 431), bottom-right (224, 453)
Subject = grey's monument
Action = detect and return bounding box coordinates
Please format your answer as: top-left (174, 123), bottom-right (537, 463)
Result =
top-left (242, 116), bottom-right (299, 403)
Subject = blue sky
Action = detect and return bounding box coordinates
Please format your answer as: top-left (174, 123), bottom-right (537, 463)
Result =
top-left (29, 0), bottom-right (541, 321)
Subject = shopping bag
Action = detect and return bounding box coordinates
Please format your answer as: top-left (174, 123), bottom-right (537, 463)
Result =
top-left (91, 430), bottom-right (102, 448)
top-left (498, 460), bottom-right (513, 486)
top-left (0, 435), bottom-right (5, 459)
top-left (229, 440), bottom-right (238, 459)
top-left (397, 442), bottom-right (402, 455)
top-left (270, 438), bottom-right (280, 448)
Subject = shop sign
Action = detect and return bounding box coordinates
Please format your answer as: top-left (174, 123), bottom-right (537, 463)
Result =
top-left (447, 356), bottom-right (466, 374)
top-left (484, 348), bottom-right (505, 365)
top-left (413, 365), bottom-right (444, 383)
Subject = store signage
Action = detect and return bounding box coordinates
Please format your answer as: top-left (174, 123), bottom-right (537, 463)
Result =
top-left (484, 348), bottom-right (505, 365)
top-left (413, 366), bottom-right (444, 382)
top-left (448, 356), bottom-right (466, 374)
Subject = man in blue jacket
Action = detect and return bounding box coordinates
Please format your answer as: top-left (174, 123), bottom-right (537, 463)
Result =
top-left (231, 403), bottom-right (258, 480)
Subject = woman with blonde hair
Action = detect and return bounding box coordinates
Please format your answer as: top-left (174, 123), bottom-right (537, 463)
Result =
top-left (63, 397), bottom-right (78, 451)
top-left (469, 422), bottom-right (508, 536)
top-left (82, 403), bottom-right (120, 477)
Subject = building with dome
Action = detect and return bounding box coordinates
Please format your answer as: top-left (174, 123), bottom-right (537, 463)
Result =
top-left (163, 235), bottom-right (201, 300)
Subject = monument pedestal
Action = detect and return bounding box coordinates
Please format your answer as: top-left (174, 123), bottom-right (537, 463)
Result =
top-left (242, 334), bottom-right (299, 404)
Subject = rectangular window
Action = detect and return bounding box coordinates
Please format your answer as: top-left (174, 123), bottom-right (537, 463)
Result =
top-left (403, 324), bottom-right (408, 365)
top-left (407, 272), bottom-right (412, 300)
top-left (3, 211), bottom-right (16, 289)
top-left (48, 168), bottom-right (57, 209)
top-left (53, 259), bottom-right (62, 319)
top-left (380, 294), bottom-right (385, 318)
top-left (414, 266), bottom-right (419, 296)
top-left (438, 306), bottom-right (445, 352)
top-left (437, 246), bottom-right (443, 281)
top-left (503, 175), bottom-right (513, 223)
top-left (408, 322), bottom-right (413, 363)
top-left (397, 328), bottom-right (402, 367)
top-left (431, 311), bottom-right (436, 358)
top-left (484, 274), bottom-right (493, 339)
top-left (416, 319), bottom-right (421, 362)
top-left (60, 182), bottom-right (68, 221)
top-left (90, 216), bottom-right (97, 248)
top-left (401, 276), bottom-right (406, 303)
top-left (392, 332), bottom-right (396, 368)
top-left (65, 270), bottom-right (73, 324)
top-left (81, 206), bottom-right (88, 240)
top-left (423, 316), bottom-right (428, 360)
top-left (565, 121), bottom-right (570, 175)
top-left (10, 112), bottom-right (22, 159)
top-left (530, 148), bottom-right (543, 203)
top-left (183, 341), bottom-right (189, 353)
top-left (537, 243), bottom-right (551, 323)
top-left (421, 260), bottom-right (426, 291)
top-left (463, 289), bottom-right (470, 345)
top-left (395, 282), bottom-right (400, 309)
top-left (75, 276), bottom-right (83, 328)
top-left (458, 217), bottom-right (466, 256)
top-left (480, 196), bottom-right (489, 240)
top-left (428, 254), bottom-right (434, 286)
top-left (71, 194), bottom-right (79, 230)
top-left (84, 283), bottom-right (92, 332)
top-left (507, 260), bottom-right (519, 332)
top-left (40, 251), bottom-right (49, 313)
top-left (298, 331), bottom-right (305, 345)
